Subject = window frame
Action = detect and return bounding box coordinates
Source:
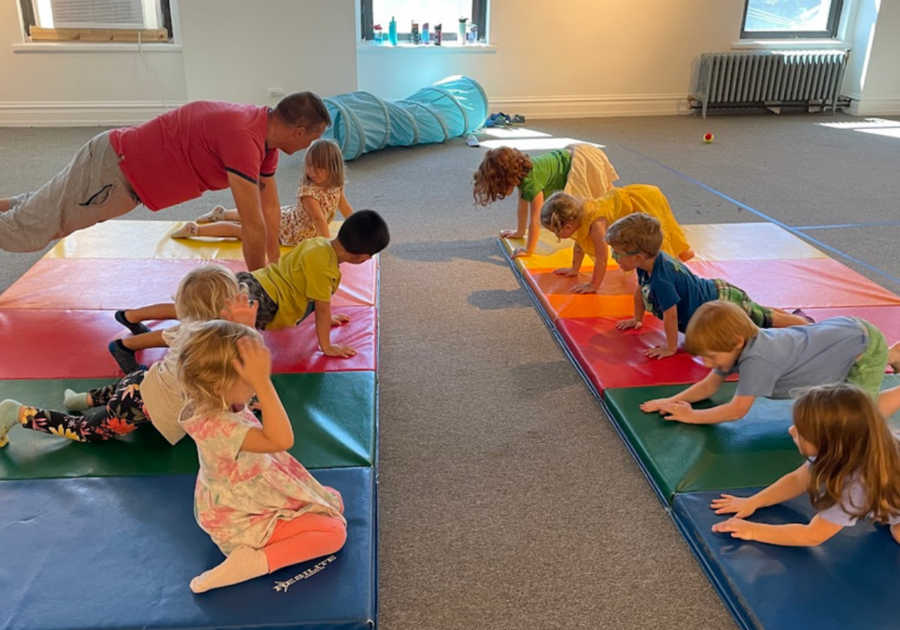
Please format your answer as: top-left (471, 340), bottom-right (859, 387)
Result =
top-left (740, 0), bottom-right (844, 40)
top-left (18, 0), bottom-right (174, 40)
top-left (360, 0), bottom-right (487, 43)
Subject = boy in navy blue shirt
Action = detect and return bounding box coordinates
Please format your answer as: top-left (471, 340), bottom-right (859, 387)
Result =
top-left (606, 213), bottom-right (809, 359)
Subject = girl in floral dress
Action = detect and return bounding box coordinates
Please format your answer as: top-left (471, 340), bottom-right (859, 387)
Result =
top-left (177, 320), bottom-right (346, 593)
top-left (173, 138), bottom-right (354, 244)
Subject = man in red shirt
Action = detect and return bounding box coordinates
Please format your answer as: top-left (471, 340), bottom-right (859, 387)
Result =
top-left (0, 92), bottom-right (329, 270)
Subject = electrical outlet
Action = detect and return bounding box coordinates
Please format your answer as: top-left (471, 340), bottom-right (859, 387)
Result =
top-left (268, 87), bottom-right (285, 98)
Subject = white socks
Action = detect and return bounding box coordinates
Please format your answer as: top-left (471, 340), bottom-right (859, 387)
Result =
top-left (190, 546), bottom-right (269, 593)
top-left (64, 389), bottom-right (91, 411)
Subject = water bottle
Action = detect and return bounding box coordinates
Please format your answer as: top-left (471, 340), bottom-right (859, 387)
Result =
top-left (388, 16), bottom-right (398, 46)
top-left (458, 17), bottom-right (467, 45)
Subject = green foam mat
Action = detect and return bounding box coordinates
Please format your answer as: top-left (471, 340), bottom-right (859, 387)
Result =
top-left (0, 371), bottom-right (376, 479)
top-left (604, 375), bottom-right (900, 503)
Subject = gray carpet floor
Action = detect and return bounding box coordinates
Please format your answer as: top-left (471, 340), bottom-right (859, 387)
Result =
top-left (2, 111), bottom-right (899, 629)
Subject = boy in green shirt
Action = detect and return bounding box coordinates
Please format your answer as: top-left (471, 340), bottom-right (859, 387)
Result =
top-left (110, 210), bottom-right (390, 369)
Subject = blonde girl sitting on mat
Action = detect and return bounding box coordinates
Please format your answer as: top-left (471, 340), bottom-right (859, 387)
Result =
top-left (540, 187), bottom-right (694, 294)
top-left (174, 138), bottom-right (353, 244)
top-left (0, 265), bottom-right (252, 448)
top-left (711, 383), bottom-right (900, 547)
top-left (472, 144), bottom-right (619, 259)
top-left (178, 320), bottom-right (346, 593)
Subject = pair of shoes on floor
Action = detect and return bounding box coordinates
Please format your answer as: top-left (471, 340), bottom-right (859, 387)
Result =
top-left (484, 112), bottom-right (526, 128)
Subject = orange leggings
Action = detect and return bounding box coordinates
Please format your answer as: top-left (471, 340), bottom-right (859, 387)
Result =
top-left (263, 490), bottom-right (347, 572)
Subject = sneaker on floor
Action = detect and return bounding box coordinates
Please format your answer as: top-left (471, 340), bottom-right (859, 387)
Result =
top-left (114, 310), bottom-right (151, 336)
top-left (196, 205), bottom-right (226, 224)
top-left (108, 340), bottom-right (142, 374)
top-left (466, 134), bottom-right (480, 147)
top-left (510, 114), bottom-right (526, 125)
top-left (0, 399), bottom-right (22, 448)
top-left (171, 221), bottom-right (199, 239)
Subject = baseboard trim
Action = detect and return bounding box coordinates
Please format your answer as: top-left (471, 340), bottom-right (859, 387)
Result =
top-left (488, 94), bottom-right (692, 119)
top-left (0, 101), bottom-right (186, 127)
top-left (847, 96), bottom-right (900, 117)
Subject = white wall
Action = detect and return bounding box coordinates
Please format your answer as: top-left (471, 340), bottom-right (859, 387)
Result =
top-left (357, 0), bottom-right (745, 118)
top-left (179, 0), bottom-right (357, 106)
top-left (855, 0), bottom-right (900, 114)
top-left (0, 0), bottom-right (187, 126)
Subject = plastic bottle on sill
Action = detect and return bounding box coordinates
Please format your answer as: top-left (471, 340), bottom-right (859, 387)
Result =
top-left (388, 16), bottom-right (398, 46)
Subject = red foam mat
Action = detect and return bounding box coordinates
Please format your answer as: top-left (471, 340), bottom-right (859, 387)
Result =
top-left (0, 257), bottom-right (378, 311)
top-left (687, 259), bottom-right (900, 310)
top-left (0, 306), bottom-right (376, 379)
top-left (556, 315), bottom-right (729, 392)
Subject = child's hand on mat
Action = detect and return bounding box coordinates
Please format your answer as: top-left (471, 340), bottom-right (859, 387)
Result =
top-left (571, 282), bottom-right (598, 294)
top-left (645, 345), bottom-right (676, 359)
top-left (323, 344), bottom-right (357, 358)
top-left (500, 229), bottom-right (524, 239)
top-left (616, 318), bottom-right (643, 331)
top-left (640, 398), bottom-right (674, 413)
top-left (660, 400), bottom-right (694, 423)
top-left (233, 336), bottom-right (272, 390)
top-left (221, 294), bottom-right (259, 328)
top-left (711, 517), bottom-right (757, 541)
top-left (553, 267), bottom-right (580, 278)
top-left (511, 247), bottom-right (531, 259)
top-left (331, 314), bottom-right (351, 327)
top-left (711, 494), bottom-right (758, 519)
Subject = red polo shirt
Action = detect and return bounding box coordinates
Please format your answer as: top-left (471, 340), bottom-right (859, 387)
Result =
top-left (110, 101), bottom-right (279, 211)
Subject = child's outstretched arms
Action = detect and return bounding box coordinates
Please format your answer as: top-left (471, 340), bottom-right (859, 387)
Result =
top-left (553, 244), bottom-right (585, 278)
top-left (617, 287), bottom-right (646, 331)
top-left (571, 220), bottom-right (608, 293)
top-left (641, 371), bottom-right (755, 424)
top-left (314, 300), bottom-right (356, 358)
top-left (337, 191), bottom-right (354, 219)
top-left (234, 336), bottom-right (294, 454)
top-left (711, 464), bottom-right (844, 546)
top-left (645, 305), bottom-right (678, 359)
top-left (509, 191), bottom-right (544, 259)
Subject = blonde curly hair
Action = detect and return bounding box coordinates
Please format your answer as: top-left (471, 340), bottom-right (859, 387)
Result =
top-left (472, 147), bottom-right (532, 206)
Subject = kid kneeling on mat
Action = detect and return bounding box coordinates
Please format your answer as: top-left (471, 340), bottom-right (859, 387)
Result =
top-left (641, 300), bottom-right (900, 424)
top-left (606, 213), bottom-right (809, 359)
top-left (178, 321), bottom-right (346, 592)
top-left (109, 210), bottom-right (390, 372)
top-left (711, 383), bottom-right (900, 547)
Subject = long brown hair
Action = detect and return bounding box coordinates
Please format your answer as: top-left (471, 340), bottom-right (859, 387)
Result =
top-left (472, 147), bottom-right (531, 206)
top-left (793, 383), bottom-right (900, 523)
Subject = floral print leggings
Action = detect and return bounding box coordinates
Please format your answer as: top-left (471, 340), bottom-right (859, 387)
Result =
top-left (20, 370), bottom-right (149, 442)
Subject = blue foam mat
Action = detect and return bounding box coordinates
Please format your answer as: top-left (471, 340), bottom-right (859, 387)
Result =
top-left (0, 467), bottom-right (375, 630)
top-left (672, 489), bottom-right (900, 630)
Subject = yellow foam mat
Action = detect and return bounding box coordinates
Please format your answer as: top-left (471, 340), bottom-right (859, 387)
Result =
top-left (681, 223), bottom-right (828, 261)
top-left (44, 219), bottom-right (344, 260)
top-left (500, 229), bottom-right (617, 272)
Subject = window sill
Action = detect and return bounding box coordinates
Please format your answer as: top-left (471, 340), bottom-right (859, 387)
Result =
top-left (731, 39), bottom-right (851, 51)
top-left (357, 42), bottom-right (497, 54)
top-left (12, 42), bottom-right (182, 53)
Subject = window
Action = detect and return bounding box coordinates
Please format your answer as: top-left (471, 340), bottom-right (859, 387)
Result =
top-left (361, 0), bottom-right (488, 43)
top-left (19, 0), bottom-right (173, 42)
top-left (741, 0), bottom-right (844, 39)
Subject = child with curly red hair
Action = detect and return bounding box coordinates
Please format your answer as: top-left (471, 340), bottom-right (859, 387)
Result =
top-left (473, 144), bottom-right (618, 258)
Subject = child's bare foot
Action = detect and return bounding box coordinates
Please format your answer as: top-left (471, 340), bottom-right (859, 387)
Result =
top-left (171, 221), bottom-right (199, 239)
top-left (678, 248), bottom-right (696, 262)
top-left (889, 342), bottom-right (900, 373)
top-left (196, 205), bottom-right (226, 224)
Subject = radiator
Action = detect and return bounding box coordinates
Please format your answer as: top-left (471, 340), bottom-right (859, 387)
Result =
top-left (695, 51), bottom-right (849, 118)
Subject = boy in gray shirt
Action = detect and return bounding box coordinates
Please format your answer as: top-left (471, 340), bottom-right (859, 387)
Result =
top-left (641, 300), bottom-right (900, 424)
